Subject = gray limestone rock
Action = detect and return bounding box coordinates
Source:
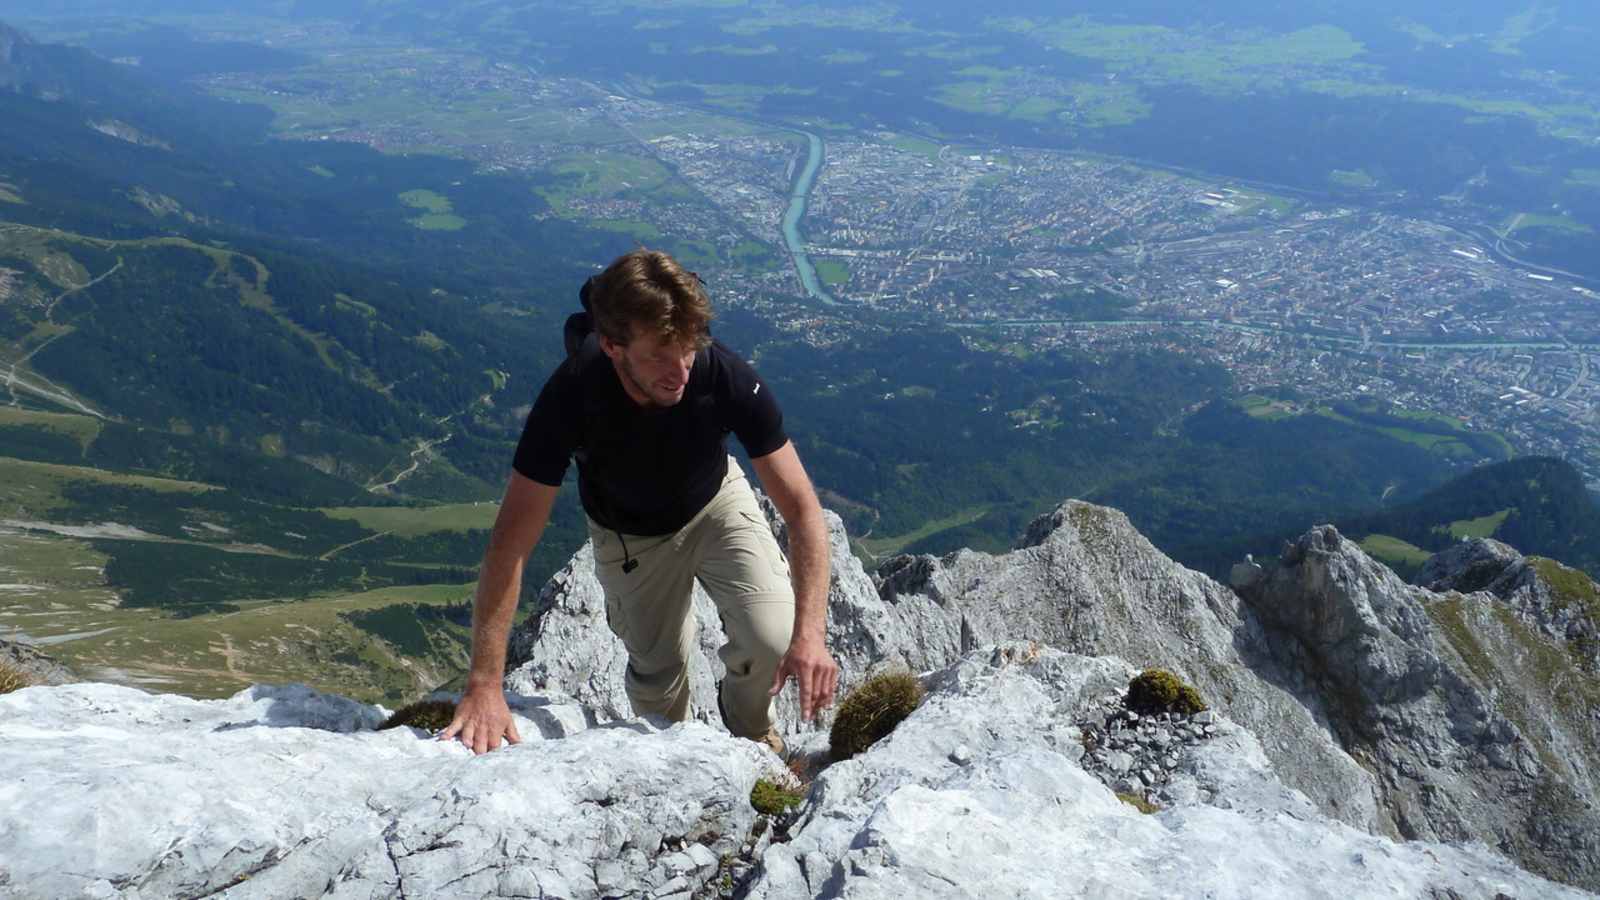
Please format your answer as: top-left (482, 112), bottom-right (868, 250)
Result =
top-left (1419, 537), bottom-right (1600, 669)
top-left (1238, 526), bottom-right (1600, 892)
top-left (0, 681), bottom-right (781, 899)
top-left (869, 501), bottom-right (1385, 834)
top-left (744, 645), bottom-right (1583, 900)
top-left (0, 636), bottom-right (76, 686)
top-left (495, 496), bottom-right (1600, 892)
top-left (1, 642), bottom-right (1587, 898)
top-left (1416, 537), bottom-right (1524, 595)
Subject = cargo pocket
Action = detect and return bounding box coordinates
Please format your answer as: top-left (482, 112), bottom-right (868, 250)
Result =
top-left (603, 590), bottom-right (626, 641)
top-left (739, 511), bottom-right (791, 583)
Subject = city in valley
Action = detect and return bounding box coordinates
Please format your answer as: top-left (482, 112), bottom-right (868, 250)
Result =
top-left (195, 33), bottom-right (1600, 487)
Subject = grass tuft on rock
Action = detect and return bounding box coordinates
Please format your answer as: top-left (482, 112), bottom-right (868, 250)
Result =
top-left (0, 661), bottom-right (30, 695)
top-left (379, 698), bottom-right (457, 732)
top-left (1125, 668), bottom-right (1207, 716)
top-left (750, 778), bottom-right (805, 815)
top-left (1530, 557), bottom-right (1600, 619)
top-left (1116, 791), bottom-right (1161, 814)
top-left (829, 670), bottom-right (925, 761)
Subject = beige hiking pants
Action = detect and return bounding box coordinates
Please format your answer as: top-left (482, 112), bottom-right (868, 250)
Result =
top-left (587, 462), bottom-right (794, 738)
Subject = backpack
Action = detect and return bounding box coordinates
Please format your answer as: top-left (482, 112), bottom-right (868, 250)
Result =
top-left (563, 275), bottom-right (599, 360)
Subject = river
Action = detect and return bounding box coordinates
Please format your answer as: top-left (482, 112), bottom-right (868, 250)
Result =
top-left (781, 130), bottom-right (835, 305)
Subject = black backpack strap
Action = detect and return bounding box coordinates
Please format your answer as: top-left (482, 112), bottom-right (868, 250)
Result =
top-left (564, 275), bottom-right (599, 359)
top-left (563, 311), bottom-right (592, 359)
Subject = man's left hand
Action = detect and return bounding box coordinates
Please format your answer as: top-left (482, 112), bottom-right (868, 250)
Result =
top-left (770, 636), bottom-right (838, 722)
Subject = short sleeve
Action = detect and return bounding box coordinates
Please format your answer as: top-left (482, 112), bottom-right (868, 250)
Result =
top-left (512, 362), bottom-right (581, 486)
top-left (714, 343), bottom-right (787, 458)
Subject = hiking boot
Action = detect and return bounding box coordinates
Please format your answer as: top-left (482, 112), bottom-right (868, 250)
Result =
top-left (754, 727), bottom-right (785, 757)
top-left (718, 680), bottom-right (785, 756)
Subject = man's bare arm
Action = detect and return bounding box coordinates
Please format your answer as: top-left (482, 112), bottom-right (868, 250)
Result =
top-left (440, 471), bottom-right (559, 754)
top-left (750, 441), bottom-right (838, 721)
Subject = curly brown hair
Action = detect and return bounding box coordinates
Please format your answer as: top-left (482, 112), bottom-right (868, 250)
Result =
top-left (587, 249), bottom-right (713, 350)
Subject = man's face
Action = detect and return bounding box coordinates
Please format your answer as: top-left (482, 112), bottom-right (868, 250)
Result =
top-left (601, 328), bottom-right (698, 408)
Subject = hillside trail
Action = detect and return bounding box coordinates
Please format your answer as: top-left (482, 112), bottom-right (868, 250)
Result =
top-left (1, 257), bottom-right (123, 417)
top-left (367, 434), bottom-right (452, 494)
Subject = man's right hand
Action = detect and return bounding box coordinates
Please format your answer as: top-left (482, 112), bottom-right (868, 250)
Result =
top-left (439, 686), bottom-right (521, 755)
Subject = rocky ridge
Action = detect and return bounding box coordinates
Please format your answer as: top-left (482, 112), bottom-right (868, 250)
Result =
top-left (1235, 527), bottom-right (1600, 890)
top-left (509, 498), bottom-right (1600, 892)
top-left (1418, 537), bottom-right (1600, 668)
top-left (3, 496), bottom-right (1599, 896)
top-left (2, 644), bottom-right (1585, 899)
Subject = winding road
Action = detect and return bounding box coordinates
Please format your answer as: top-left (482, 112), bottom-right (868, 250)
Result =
top-left (367, 434), bottom-right (452, 494)
top-left (2, 256), bottom-right (123, 418)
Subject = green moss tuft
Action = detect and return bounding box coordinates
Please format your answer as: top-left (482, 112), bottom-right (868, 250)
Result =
top-left (750, 778), bottom-right (805, 815)
top-left (0, 661), bottom-right (30, 695)
top-left (1115, 791), bottom-right (1161, 814)
top-left (379, 698), bottom-right (457, 732)
top-left (829, 671), bottom-right (925, 760)
top-left (1125, 669), bottom-right (1207, 716)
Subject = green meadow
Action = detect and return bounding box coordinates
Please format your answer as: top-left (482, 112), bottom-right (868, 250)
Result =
top-left (399, 189), bottom-right (467, 231)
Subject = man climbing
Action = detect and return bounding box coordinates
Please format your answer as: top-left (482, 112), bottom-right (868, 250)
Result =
top-left (442, 248), bottom-right (839, 755)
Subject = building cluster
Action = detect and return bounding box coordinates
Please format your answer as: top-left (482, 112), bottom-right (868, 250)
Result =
top-left (196, 60), bottom-right (1600, 486)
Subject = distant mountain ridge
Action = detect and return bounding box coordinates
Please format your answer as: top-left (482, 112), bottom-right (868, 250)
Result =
top-left (1339, 456), bottom-right (1600, 579)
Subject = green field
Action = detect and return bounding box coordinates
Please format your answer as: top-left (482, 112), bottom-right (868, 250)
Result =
top-left (907, 43), bottom-right (1004, 62)
top-left (1329, 168), bottom-right (1378, 189)
top-left (720, 5), bottom-right (917, 37)
top-left (883, 133), bottom-right (943, 160)
top-left (822, 50), bottom-right (871, 64)
top-left (0, 181), bottom-right (23, 204)
top-left (1227, 189), bottom-right (1295, 216)
top-left (398, 189), bottom-right (467, 231)
top-left (1238, 394), bottom-right (1296, 420)
top-left (1396, 22), bottom-right (1468, 47)
top-left (1303, 77), bottom-right (1600, 140)
top-left (659, 80), bottom-right (817, 115)
top-left (731, 239), bottom-right (781, 272)
top-left (933, 67), bottom-right (1086, 124)
top-left (1057, 82), bottom-right (1151, 128)
top-left (1372, 427), bottom-right (1476, 459)
top-left (0, 408), bottom-right (103, 453)
top-left (1012, 96), bottom-right (1066, 122)
top-left (1309, 405), bottom-right (1507, 462)
top-left (204, 43), bottom-right (632, 148)
top-left (592, 218), bottom-right (664, 241)
top-left (322, 502), bottom-right (498, 537)
top-left (857, 505), bottom-right (990, 559)
top-left (59, 581), bottom-right (472, 701)
top-left (0, 456), bottom-right (213, 518)
top-left (0, 529), bottom-right (130, 646)
top-left (1, 500), bottom-right (473, 702)
top-left (1491, 5), bottom-right (1554, 56)
top-left (1442, 508), bottom-right (1512, 540)
top-left (1360, 533), bottom-right (1433, 568)
top-left (1509, 212), bottom-right (1595, 237)
top-left (691, 42), bottom-right (779, 57)
top-left (814, 258), bottom-right (851, 287)
top-left (534, 150), bottom-right (677, 213)
top-left (989, 18), bottom-right (1363, 94)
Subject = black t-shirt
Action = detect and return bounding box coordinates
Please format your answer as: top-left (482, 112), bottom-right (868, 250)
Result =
top-left (513, 337), bottom-right (787, 535)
